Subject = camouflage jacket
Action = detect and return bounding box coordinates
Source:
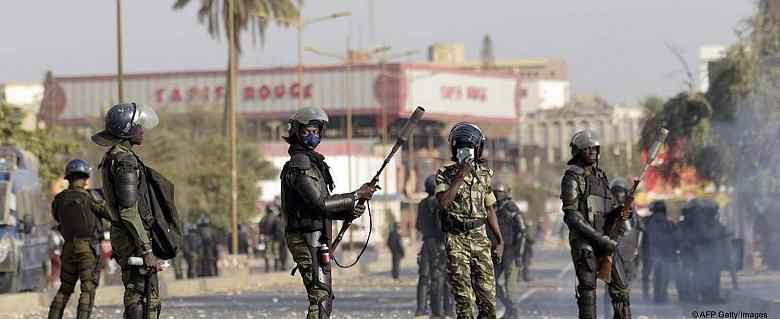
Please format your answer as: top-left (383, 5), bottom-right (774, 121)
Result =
top-left (434, 163), bottom-right (496, 232)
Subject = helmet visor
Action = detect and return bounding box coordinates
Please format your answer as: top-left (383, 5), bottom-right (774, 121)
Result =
top-left (133, 104), bottom-right (159, 130)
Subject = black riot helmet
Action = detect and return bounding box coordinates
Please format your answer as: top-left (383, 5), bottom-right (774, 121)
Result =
top-left (568, 129), bottom-right (600, 165)
top-left (64, 159), bottom-right (92, 181)
top-left (448, 122), bottom-right (486, 163)
top-left (610, 177), bottom-right (629, 193)
top-left (424, 175), bottom-right (436, 195)
top-left (610, 177), bottom-right (630, 204)
top-left (649, 200), bottom-right (667, 215)
top-left (492, 181), bottom-right (511, 201)
top-left (681, 198), bottom-right (699, 220)
top-left (698, 198), bottom-right (719, 218)
top-left (286, 106), bottom-right (329, 146)
top-left (91, 102), bottom-right (159, 146)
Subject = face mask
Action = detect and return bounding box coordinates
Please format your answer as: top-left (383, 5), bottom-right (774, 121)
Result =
top-left (302, 133), bottom-right (321, 149)
top-left (456, 147), bottom-right (475, 164)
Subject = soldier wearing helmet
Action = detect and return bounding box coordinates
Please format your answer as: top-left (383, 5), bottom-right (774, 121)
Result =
top-left (435, 122), bottom-right (504, 318)
top-left (415, 175), bottom-right (449, 318)
top-left (559, 129), bottom-right (633, 318)
top-left (92, 102), bottom-right (167, 319)
top-left (643, 200), bottom-right (677, 304)
top-left (197, 216), bottom-right (218, 277)
top-left (490, 180), bottom-right (527, 319)
top-left (674, 198), bottom-right (699, 303)
top-left (609, 177), bottom-right (641, 283)
top-left (688, 198), bottom-right (730, 304)
top-left (48, 159), bottom-right (111, 319)
top-left (280, 107), bottom-right (378, 319)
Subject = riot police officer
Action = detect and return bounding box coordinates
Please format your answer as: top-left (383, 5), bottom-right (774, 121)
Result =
top-left (182, 224), bottom-right (202, 278)
top-left (435, 122), bottom-right (504, 318)
top-left (280, 106), bottom-right (378, 319)
top-left (415, 175), bottom-right (449, 318)
top-left (690, 199), bottom-right (729, 304)
top-left (643, 200), bottom-right (677, 304)
top-left (197, 216), bottom-right (219, 277)
top-left (92, 102), bottom-right (166, 319)
top-left (491, 181), bottom-right (526, 319)
top-left (48, 159), bottom-right (111, 319)
top-left (675, 199), bottom-right (698, 303)
top-left (259, 205), bottom-right (279, 272)
top-left (559, 129), bottom-right (632, 319)
top-left (609, 178), bottom-right (640, 284)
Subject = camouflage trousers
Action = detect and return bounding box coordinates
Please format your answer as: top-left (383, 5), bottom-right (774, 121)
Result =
top-left (445, 226), bottom-right (497, 319)
top-left (287, 232), bottom-right (332, 319)
top-left (48, 239), bottom-right (102, 319)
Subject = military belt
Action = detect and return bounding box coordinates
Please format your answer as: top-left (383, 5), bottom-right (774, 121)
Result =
top-left (443, 218), bottom-right (485, 234)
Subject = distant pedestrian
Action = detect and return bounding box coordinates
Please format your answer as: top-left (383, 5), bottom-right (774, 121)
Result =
top-left (387, 222), bottom-right (405, 279)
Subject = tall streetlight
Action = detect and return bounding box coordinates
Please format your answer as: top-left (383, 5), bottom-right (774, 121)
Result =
top-left (306, 46), bottom-right (418, 242)
top-left (116, 0), bottom-right (124, 102)
top-left (227, 0), bottom-right (239, 255)
top-left (255, 11), bottom-right (351, 108)
top-left (305, 44), bottom-right (393, 189)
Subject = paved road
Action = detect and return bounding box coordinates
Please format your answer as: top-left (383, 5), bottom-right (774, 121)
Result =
top-left (34, 246), bottom-right (767, 319)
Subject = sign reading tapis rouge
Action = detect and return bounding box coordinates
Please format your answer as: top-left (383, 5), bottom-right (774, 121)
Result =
top-left (46, 64), bottom-right (520, 123)
top-left (154, 83), bottom-right (313, 104)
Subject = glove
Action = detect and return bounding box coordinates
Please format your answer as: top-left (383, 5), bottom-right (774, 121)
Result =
top-left (493, 254), bottom-right (502, 266)
top-left (493, 241), bottom-right (504, 264)
top-left (351, 202), bottom-right (367, 219)
top-left (597, 235), bottom-right (618, 253)
top-left (355, 183), bottom-right (378, 201)
top-left (142, 248), bottom-right (164, 272)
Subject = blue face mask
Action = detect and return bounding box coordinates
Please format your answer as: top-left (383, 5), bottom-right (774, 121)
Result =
top-left (302, 133), bottom-right (321, 149)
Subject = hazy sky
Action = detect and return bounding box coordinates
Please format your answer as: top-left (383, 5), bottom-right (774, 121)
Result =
top-left (1, 1), bottom-right (755, 104)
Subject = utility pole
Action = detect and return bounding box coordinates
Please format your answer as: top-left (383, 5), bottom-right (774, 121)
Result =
top-left (227, 0), bottom-right (239, 255)
top-left (116, 0), bottom-right (124, 102)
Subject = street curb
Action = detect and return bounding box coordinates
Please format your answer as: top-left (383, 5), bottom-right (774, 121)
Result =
top-left (0, 270), bottom-right (297, 315)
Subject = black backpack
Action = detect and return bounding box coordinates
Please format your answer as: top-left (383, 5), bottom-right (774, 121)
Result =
top-left (135, 158), bottom-right (182, 259)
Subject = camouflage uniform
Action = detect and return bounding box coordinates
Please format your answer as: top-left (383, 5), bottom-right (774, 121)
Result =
top-left (435, 163), bottom-right (498, 319)
top-left (48, 184), bottom-right (111, 319)
top-left (99, 143), bottom-right (160, 319)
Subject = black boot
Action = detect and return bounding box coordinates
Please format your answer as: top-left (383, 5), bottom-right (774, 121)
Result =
top-left (576, 288), bottom-right (597, 319)
top-left (611, 295), bottom-right (631, 319)
top-left (76, 303), bottom-right (92, 319)
top-left (48, 301), bottom-right (67, 319)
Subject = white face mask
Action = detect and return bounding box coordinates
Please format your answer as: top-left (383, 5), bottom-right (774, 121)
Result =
top-left (456, 147), bottom-right (475, 164)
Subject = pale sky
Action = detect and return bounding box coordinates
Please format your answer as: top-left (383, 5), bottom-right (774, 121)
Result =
top-left (1, 1), bottom-right (755, 104)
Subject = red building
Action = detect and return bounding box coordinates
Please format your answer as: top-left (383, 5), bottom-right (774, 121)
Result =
top-left (42, 63), bottom-right (522, 141)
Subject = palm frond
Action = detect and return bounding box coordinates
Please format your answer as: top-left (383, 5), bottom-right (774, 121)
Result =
top-left (172, 0), bottom-right (191, 9)
top-left (173, 0), bottom-right (300, 50)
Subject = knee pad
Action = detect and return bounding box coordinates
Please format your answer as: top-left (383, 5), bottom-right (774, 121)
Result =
top-left (610, 288), bottom-right (631, 303)
top-left (124, 303), bottom-right (143, 319)
top-left (318, 298), bottom-right (332, 319)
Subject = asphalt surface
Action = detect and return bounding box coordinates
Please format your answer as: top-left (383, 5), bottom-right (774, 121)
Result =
top-left (22, 245), bottom-right (773, 318)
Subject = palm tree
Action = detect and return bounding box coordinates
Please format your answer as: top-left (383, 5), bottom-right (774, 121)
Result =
top-left (172, 0), bottom-right (302, 254)
top-left (173, 0), bottom-right (301, 52)
top-left (173, 0), bottom-right (302, 123)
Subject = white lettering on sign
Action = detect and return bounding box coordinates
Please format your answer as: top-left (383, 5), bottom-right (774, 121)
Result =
top-left (440, 85), bottom-right (487, 102)
top-left (405, 70), bottom-right (518, 119)
top-left (154, 83), bottom-right (313, 104)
